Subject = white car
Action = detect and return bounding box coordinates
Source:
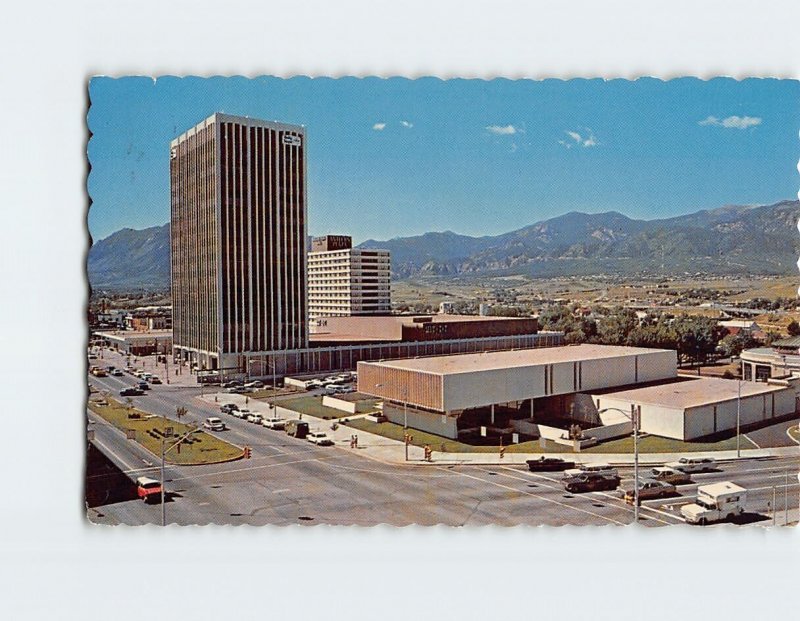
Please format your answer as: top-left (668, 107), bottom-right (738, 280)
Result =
top-left (244, 380), bottom-right (264, 389)
top-left (203, 417), bottom-right (226, 431)
top-left (247, 413), bottom-right (263, 424)
top-left (665, 457), bottom-right (716, 473)
top-left (307, 431), bottom-right (334, 446)
top-left (233, 408), bottom-right (250, 419)
top-left (262, 417), bottom-right (285, 430)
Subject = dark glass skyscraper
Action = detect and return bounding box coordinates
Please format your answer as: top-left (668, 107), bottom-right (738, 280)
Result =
top-left (170, 113), bottom-right (307, 374)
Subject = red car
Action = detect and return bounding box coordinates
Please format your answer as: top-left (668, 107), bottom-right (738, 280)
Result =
top-left (136, 477), bottom-right (162, 502)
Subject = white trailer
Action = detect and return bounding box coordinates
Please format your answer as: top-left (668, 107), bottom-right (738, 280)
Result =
top-left (681, 482), bottom-right (747, 525)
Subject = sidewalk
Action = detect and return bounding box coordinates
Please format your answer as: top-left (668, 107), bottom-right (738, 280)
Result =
top-left (200, 392), bottom-right (800, 467)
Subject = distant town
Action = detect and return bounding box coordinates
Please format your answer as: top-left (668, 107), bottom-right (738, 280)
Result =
top-left (86, 112), bottom-right (799, 527)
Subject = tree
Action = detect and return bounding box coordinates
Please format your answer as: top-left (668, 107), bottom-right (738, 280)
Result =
top-left (671, 316), bottom-right (726, 367)
top-left (787, 320), bottom-right (800, 337)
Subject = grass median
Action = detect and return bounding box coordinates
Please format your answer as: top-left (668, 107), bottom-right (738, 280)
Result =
top-left (88, 397), bottom-right (243, 465)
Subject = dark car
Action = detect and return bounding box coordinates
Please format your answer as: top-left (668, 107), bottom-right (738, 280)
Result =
top-left (284, 420), bottom-right (309, 439)
top-left (220, 403), bottom-right (239, 414)
top-left (526, 457), bottom-right (577, 472)
top-left (119, 387), bottom-right (144, 397)
top-left (137, 381), bottom-right (151, 391)
top-left (563, 473), bottom-right (621, 493)
top-left (221, 380), bottom-right (243, 389)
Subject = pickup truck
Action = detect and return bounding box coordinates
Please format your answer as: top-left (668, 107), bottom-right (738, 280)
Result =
top-left (681, 482), bottom-right (746, 525)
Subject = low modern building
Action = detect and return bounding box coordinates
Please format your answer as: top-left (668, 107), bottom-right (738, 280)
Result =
top-left (310, 314), bottom-right (540, 346)
top-left (307, 236), bottom-right (391, 319)
top-left (358, 343), bottom-right (800, 442)
top-left (592, 376), bottom-right (798, 440)
top-left (357, 344), bottom-right (677, 440)
top-left (94, 330), bottom-right (173, 356)
top-left (741, 337), bottom-right (800, 381)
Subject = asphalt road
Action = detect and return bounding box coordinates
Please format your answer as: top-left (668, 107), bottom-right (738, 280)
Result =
top-left (86, 371), bottom-right (800, 527)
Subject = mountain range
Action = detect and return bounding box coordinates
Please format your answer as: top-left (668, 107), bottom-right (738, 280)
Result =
top-left (88, 200), bottom-right (800, 290)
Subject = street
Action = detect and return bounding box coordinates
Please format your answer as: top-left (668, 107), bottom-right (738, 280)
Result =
top-left (87, 361), bottom-right (799, 527)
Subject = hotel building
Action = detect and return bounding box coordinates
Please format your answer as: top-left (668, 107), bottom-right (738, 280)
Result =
top-left (307, 235), bottom-right (391, 320)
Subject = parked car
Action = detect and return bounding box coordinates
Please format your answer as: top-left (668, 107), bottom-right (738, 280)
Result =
top-left (244, 380), bottom-right (264, 389)
top-left (149, 376), bottom-right (162, 385)
top-left (137, 381), bottom-right (150, 391)
top-left (262, 417), bottom-right (285, 430)
top-left (224, 386), bottom-right (245, 394)
top-left (119, 387), bottom-right (144, 397)
top-left (203, 417), bottom-right (226, 431)
top-left (649, 466), bottom-right (692, 485)
top-left (563, 473), bottom-right (621, 493)
top-left (621, 478), bottom-right (676, 503)
top-left (112, 369), bottom-right (124, 377)
top-left (232, 408), bottom-right (250, 419)
top-left (285, 420), bottom-right (310, 438)
top-left (665, 457), bottom-right (716, 474)
top-left (307, 431), bottom-right (334, 446)
top-left (247, 413), bottom-right (264, 424)
top-left (526, 457), bottom-right (576, 472)
top-left (221, 380), bottom-right (243, 389)
top-left (220, 403), bottom-right (239, 414)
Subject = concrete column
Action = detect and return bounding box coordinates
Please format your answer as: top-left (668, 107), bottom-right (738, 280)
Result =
top-left (530, 399), bottom-right (534, 420)
top-left (490, 404), bottom-right (495, 425)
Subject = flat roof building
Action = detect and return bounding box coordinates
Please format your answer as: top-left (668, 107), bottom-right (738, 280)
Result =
top-left (310, 314), bottom-right (540, 345)
top-left (170, 113), bottom-right (308, 373)
top-left (308, 236), bottom-right (390, 320)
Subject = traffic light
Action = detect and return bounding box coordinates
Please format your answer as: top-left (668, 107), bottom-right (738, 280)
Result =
top-left (244, 446), bottom-right (252, 459)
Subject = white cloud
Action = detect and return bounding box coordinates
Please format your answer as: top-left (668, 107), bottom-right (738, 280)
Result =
top-left (400, 120), bottom-right (413, 128)
top-left (486, 124), bottom-right (518, 135)
top-left (699, 115), bottom-right (762, 129)
top-left (561, 129), bottom-right (598, 148)
top-left (372, 122), bottom-right (386, 131)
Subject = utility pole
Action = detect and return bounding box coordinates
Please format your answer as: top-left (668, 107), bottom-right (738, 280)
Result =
top-left (632, 404), bottom-right (640, 524)
top-left (736, 379), bottom-right (741, 458)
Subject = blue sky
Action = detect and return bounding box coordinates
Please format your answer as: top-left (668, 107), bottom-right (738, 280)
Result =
top-left (87, 77), bottom-right (799, 243)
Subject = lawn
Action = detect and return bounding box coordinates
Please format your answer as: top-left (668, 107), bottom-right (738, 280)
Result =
top-left (341, 419), bottom-right (567, 453)
top-left (279, 395), bottom-right (377, 420)
top-left (88, 397), bottom-right (243, 465)
top-left (341, 418), bottom-right (761, 455)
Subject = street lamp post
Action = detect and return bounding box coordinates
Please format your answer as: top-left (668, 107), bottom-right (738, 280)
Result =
top-left (160, 421), bottom-right (202, 526)
top-left (376, 382), bottom-right (410, 461)
top-left (597, 405), bottom-right (640, 524)
top-left (736, 378), bottom-right (741, 458)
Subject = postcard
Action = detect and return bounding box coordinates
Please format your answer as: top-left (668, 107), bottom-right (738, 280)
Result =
top-left (86, 77), bottom-right (799, 526)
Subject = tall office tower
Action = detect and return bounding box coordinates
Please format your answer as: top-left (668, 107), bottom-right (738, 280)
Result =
top-left (170, 113), bottom-right (307, 373)
top-left (307, 235), bottom-right (391, 320)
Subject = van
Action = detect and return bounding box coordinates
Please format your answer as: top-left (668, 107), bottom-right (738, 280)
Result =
top-left (285, 420), bottom-right (309, 438)
top-left (136, 476), bottom-right (162, 502)
top-left (563, 463), bottom-right (618, 478)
